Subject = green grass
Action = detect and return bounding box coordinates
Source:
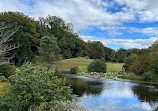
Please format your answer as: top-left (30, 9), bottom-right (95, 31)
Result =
top-left (107, 62), bottom-right (123, 72)
top-left (119, 73), bottom-right (144, 81)
top-left (53, 58), bottom-right (123, 73)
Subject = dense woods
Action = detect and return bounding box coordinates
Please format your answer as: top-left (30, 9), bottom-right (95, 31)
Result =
top-left (0, 12), bottom-right (151, 66)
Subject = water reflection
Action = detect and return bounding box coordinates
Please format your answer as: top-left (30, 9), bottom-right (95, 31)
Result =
top-left (57, 74), bottom-right (104, 96)
top-left (132, 84), bottom-right (158, 110)
top-left (57, 74), bottom-right (158, 111)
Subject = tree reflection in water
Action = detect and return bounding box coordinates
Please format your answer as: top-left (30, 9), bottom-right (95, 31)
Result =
top-left (132, 84), bottom-right (158, 110)
top-left (57, 74), bottom-right (104, 96)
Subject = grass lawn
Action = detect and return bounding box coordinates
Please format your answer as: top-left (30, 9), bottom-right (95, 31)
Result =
top-left (53, 58), bottom-right (123, 73)
top-left (107, 62), bottom-right (123, 72)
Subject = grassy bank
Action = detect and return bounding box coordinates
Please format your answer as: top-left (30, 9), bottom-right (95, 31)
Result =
top-left (119, 73), bottom-right (158, 83)
top-left (119, 73), bottom-right (144, 81)
top-left (53, 58), bottom-right (123, 73)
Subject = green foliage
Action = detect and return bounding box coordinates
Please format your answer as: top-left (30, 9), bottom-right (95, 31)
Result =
top-left (115, 48), bottom-right (149, 63)
top-left (124, 54), bottom-right (137, 65)
top-left (0, 63), bottom-right (72, 111)
top-left (38, 16), bottom-right (89, 59)
top-left (148, 58), bottom-right (158, 76)
top-left (38, 36), bottom-right (60, 69)
top-left (149, 41), bottom-right (158, 57)
top-left (143, 71), bottom-right (153, 82)
top-left (0, 12), bottom-right (39, 43)
top-left (87, 59), bottom-right (106, 73)
top-left (130, 55), bottom-right (151, 75)
top-left (30, 56), bottom-right (40, 64)
top-left (104, 47), bottom-right (116, 62)
top-left (88, 41), bottom-right (105, 59)
top-left (0, 64), bottom-right (16, 78)
top-left (70, 66), bottom-right (82, 74)
top-left (11, 30), bottom-right (33, 65)
top-left (0, 12), bottom-right (40, 65)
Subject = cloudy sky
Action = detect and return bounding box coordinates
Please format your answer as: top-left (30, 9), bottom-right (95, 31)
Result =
top-left (1, 0), bottom-right (158, 49)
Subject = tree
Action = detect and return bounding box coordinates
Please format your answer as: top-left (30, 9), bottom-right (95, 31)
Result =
top-left (0, 12), bottom-right (40, 65)
top-left (130, 55), bottom-right (151, 75)
top-left (104, 47), bottom-right (116, 62)
top-left (38, 36), bottom-right (60, 69)
top-left (0, 21), bottom-right (18, 65)
top-left (149, 41), bottom-right (158, 57)
top-left (124, 54), bottom-right (137, 65)
top-left (87, 59), bottom-right (107, 73)
top-left (87, 41), bottom-right (105, 59)
top-left (38, 16), bottom-right (73, 40)
top-left (38, 15), bottom-right (89, 59)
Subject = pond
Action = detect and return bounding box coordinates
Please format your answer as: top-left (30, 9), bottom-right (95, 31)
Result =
top-left (57, 74), bottom-right (158, 111)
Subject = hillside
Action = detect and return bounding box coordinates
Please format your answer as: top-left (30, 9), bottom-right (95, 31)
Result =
top-left (53, 58), bottom-right (123, 73)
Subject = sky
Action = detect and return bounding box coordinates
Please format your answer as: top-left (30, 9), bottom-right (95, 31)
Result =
top-left (1, 0), bottom-right (158, 50)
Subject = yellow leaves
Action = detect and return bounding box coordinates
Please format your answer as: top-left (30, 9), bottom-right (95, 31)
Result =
top-left (0, 82), bottom-right (10, 97)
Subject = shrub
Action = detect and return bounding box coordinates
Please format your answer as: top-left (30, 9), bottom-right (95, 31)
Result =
top-left (0, 64), bottom-right (16, 78)
top-left (124, 55), bottom-right (137, 65)
top-left (122, 64), bottom-right (130, 73)
top-left (143, 71), bottom-right (153, 82)
top-left (52, 99), bottom-right (87, 111)
top-left (0, 82), bottom-right (10, 97)
top-left (87, 59), bottom-right (106, 73)
top-left (0, 63), bottom-right (72, 111)
top-left (130, 55), bottom-right (150, 75)
top-left (70, 66), bottom-right (82, 74)
top-left (30, 56), bottom-right (40, 64)
top-left (149, 58), bottom-right (158, 76)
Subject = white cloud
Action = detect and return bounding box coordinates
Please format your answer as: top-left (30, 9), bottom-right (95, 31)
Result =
top-left (129, 27), bottom-right (158, 36)
top-left (114, 0), bottom-right (158, 22)
top-left (103, 37), bottom-right (158, 49)
top-left (1, 0), bottom-right (158, 28)
top-left (99, 26), bottom-right (158, 37)
top-left (0, 0), bottom-right (136, 29)
top-left (81, 36), bottom-right (158, 49)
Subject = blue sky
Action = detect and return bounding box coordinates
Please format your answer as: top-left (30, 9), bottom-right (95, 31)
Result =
top-left (1, 0), bottom-right (158, 50)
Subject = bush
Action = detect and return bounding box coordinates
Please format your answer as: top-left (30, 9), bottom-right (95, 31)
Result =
top-left (130, 55), bottom-right (151, 75)
top-left (122, 64), bottom-right (130, 73)
top-left (143, 71), bottom-right (153, 82)
top-left (70, 66), bottom-right (82, 74)
top-left (149, 58), bottom-right (158, 76)
top-left (0, 64), bottom-right (16, 78)
top-left (52, 99), bottom-right (87, 111)
top-left (30, 56), bottom-right (40, 64)
top-left (0, 63), bottom-right (72, 111)
top-left (87, 59), bottom-right (106, 73)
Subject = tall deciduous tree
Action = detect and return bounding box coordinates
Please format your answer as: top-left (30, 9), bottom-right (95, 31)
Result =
top-left (149, 41), bottom-right (158, 57)
top-left (88, 41), bottom-right (105, 59)
top-left (38, 15), bottom-right (89, 59)
top-left (38, 36), bottom-right (60, 69)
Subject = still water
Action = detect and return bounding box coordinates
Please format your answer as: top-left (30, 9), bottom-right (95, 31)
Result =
top-left (57, 74), bottom-right (158, 111)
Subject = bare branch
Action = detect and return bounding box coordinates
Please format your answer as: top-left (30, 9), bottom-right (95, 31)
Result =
top-left (0, 21), bottom-right (19, 65)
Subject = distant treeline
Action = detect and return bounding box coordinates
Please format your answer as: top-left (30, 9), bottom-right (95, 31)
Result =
top-left (0, 12), bottom-right (149, 65)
